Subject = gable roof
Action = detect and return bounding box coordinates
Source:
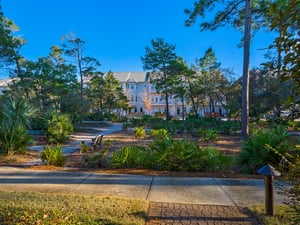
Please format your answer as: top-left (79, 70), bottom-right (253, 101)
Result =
top-left (111, 72), bottom-right (149, 82)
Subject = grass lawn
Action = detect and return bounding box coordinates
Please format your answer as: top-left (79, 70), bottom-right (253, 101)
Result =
top-left (249, 204), bottom-right (297, 225)
top-left (0, 191), bottom-right (148, 225)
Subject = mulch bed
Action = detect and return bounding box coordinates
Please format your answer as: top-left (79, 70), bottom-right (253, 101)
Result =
top-left (1, 129), bottom-right (254, 178)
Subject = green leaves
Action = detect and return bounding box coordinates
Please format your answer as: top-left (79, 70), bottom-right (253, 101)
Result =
top-left (40, 145), bottom-right (66, 166)
top-left (141, 38), bottom-right (178, 121)
top-left (45, 112), bottom-right (73, 144)
top-left (111, 138), bottom-right (233, 172)
top-left (238, 125), bottom-right (291, 173)
top-left (0, 96), bottom-right (34, 154)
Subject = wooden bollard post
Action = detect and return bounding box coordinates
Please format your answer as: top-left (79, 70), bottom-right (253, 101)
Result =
top-left (257, 164), bottom-right (281, 216)
top-left (265, 175), bottom-right (274, 216)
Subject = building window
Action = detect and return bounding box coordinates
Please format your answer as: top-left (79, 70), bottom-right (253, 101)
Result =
top-left (177, 108), bottom-right (180, 115)
top-left (136, 96), bottom-right (138, 102)
top-left (134, 107), bottom-right (137, 112)
top-left (131, 96), bottom-right (134, 101)
top-left (131, 84), bottom-right (134, 89)
top-left (140, 107), bottom-right (143, 112)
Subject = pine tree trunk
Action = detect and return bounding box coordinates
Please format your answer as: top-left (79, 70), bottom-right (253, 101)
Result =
top-left (241, 0), bottom-right (251, 138)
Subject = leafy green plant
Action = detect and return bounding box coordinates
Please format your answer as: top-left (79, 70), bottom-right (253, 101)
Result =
top-left (0, 123), bottom-right (33, 155)
top-left (45, 112), bottom-right (73, 144)
top-left (238, 125), bottom-right (290, 173)
top-left (198, 128), bottom-right (219, 144)
top-left (267, 143), bottom-right (300, 224)
top-left (150, 128), bottom-right (169, 139)
top-left (133, 127), bottom-right (146, 138)
top-left (152, 139), bottom-right (205, 171)
top-left (0, 96), bottom-right (35, 155)
top-left (83, 150), bottom-right (108, 168)
top-left (111, 146), bottom-right (148, 168)
top-left (40, 145), bottom-right (66, 166)
top-left (287, 120), bottom-right (299, 130)
top-left (80, 141), bottom-right (90, 153)
top-left (201, 147), bottom-right (233, 172)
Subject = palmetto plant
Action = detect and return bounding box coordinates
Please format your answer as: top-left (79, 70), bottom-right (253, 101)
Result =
top-left (238, 125), bottom-right (291, 173)
top-left (1, 96), bottom-right (37, 129)
top-left (40, 145), bottom-right (66, 166)
top-left (45, 111), bottom-right (73, 144)
top-left (0, 96), bottom-right (36, 154)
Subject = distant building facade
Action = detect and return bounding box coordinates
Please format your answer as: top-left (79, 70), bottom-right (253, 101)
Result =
top-left (110, 72), bottom-right (225, 119)
top-left (0, 73), bottom-right (225, 118)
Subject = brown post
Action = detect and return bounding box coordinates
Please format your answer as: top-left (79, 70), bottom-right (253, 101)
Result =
top-left (265, 175), bottom-right (274, 216)
top-left (257, 164), bottom-right (280, 217)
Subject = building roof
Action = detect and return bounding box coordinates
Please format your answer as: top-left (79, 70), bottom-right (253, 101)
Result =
top-left (111, 72), bottom-right (149, 82)
top-left (0, 78), bottom-right (19, 94)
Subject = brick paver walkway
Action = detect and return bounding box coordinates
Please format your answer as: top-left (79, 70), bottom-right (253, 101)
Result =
top-left (146, 202), bottom-right (260, 225)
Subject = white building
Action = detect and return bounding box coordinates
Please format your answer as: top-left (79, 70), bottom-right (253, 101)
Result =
top-left (0, 78), bottom-right (18, 95)
top-left (111, 72), bottom-right (222, 119)
top-left (0, 73), bottom-right (225, 118)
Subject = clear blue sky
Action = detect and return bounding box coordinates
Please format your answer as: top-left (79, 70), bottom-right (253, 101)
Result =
top-left (2, 0), bottom-right (276, 77)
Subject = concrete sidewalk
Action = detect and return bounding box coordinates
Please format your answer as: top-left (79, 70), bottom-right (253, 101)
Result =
top-left (0, 166), bottom-right (286, 207)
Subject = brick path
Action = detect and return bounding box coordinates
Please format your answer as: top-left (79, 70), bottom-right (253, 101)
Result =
top-left (146, 202), bottom-right (260, 225)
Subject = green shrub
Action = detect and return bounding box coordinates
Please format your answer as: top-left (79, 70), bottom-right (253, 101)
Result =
top-left (151, 139), bottom-right (205, 171)
top-left (238, 125), bottom-right (290, 173)
top-left (150, 128), bottom-right (169, 139)
top-left (134, 127), bottom-right (146, 138)
top-left (45, 112), bottom-right (73, 144)
top-left (40, 145), bottom-right (66, 166)
top-left (0, 123), bottom-right (33, 155)
top-left (110, 138), bottom-right (234, 172)
top-left (269, 142), bottom-right (300, 224)
top-left (285, 156), bottom-right (300, 224)
top-left (198, 128), bottom-right (219, 143)
top-left (0, 96), bottom-right (35, 155)
top-left (111, 146), bottom-right (148, 168)
top-left (201, 147), bottom-right (233, 172)
top-left (83, 150), bottom-right (108, 168)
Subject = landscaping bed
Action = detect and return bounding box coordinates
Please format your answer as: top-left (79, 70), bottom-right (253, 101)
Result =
top-left (0, 129), bottom-right (253, 178)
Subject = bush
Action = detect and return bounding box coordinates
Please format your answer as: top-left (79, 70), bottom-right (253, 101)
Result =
top-left (150, 128), bottom-right (169, 139)
top-left (133, 127), bottom-right (146, 138)
top-left (198, 128), bottom-right (219, 143)
top-left (0, 123), bottom-right (33, 155)
top-left (111, 146), bottom-right (148, 168)
top-left (270, 142), bottom-right (300, 224)
top-left (83, 150), bottom-right (108, 168)
top-left (110, 138), bottom-right (234, 172)
top-left (201, 147), bottom-right (233, 172)
top-left (150, 139), bottom-right (205, 171)
top-left (238, 125), bottom-right (290, 173)
top-left (40, 145), bottom-right (66, 166)
top-left (0, 96), bottom-right (35, 155)
top-left (45, 112), bottom-right (73, 144)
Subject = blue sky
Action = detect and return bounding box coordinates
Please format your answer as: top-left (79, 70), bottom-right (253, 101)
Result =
top-left (2, 0), bottom-right (276, 77)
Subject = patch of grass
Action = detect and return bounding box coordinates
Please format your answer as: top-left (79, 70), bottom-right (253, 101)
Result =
top-left (249, 204), bottom-right (296, 225)
top-left (0, 191), bottom-right (148, 225)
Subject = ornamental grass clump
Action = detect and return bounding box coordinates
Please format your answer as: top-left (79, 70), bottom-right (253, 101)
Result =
top-left (133, 127), bottom-right (146, 138)
top-left (40, 145), bottom-right (66, 166)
